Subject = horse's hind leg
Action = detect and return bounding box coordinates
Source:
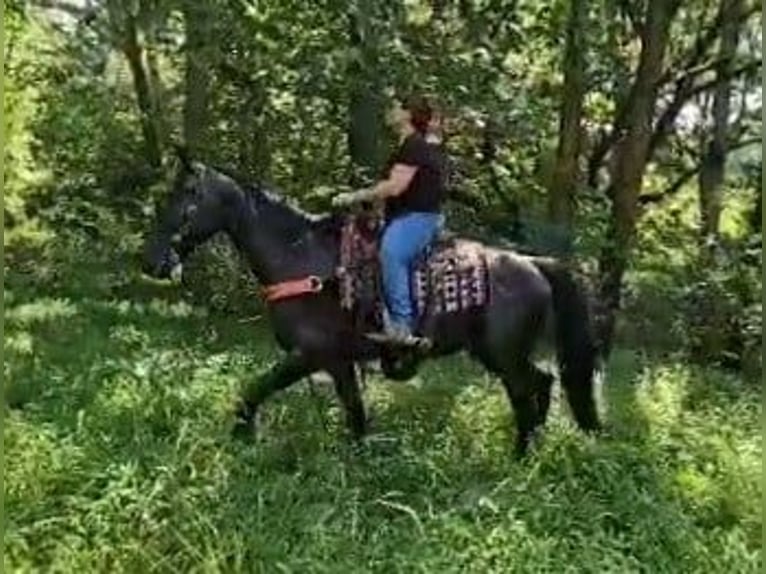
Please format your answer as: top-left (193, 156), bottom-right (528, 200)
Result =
top-left (475, 333), bottom-right (548, 456)
top-left (531, 365), bottom-right (554, 427)
top-left (474, 256), bottom-right (553, 456)
top-left (233, 352), bottom-right (313, 440)
top-left (500, 362), bottom-right (541, 457)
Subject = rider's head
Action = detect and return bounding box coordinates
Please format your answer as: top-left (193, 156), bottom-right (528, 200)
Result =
top-left (388, 93), bottom-right (433, 137)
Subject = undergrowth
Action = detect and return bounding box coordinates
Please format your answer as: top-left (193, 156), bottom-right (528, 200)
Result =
top-left (4, 232), bottom-right (762, 573)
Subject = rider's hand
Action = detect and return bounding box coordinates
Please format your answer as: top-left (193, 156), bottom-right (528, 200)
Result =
top-left (333, 188), bottom-right (378, 207)
top-left (331, 192), bottom-right (357, 208)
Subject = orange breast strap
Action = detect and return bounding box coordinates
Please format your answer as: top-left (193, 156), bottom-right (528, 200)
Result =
top-left (262, 276), bottom-right (323, 302)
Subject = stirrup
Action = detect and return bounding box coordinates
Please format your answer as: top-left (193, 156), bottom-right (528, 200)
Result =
top-left (364, 330), bottom-right (432, 349)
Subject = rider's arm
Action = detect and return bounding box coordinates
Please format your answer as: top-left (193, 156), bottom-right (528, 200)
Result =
top-left (369, 163), bottom-right (418, 198)
top-left (365, 135), bottom-right (428, 199)
top-left (334, 136), bottom-right (425, 206)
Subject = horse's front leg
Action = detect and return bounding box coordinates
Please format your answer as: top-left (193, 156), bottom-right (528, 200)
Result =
top-left (328, 361), bottom-right (367, 440)
top-left (233, 351), bottom-right (313, 440)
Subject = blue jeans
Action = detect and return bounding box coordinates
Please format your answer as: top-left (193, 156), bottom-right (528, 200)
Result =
top-left (380, 212), bottom-right (444, 330)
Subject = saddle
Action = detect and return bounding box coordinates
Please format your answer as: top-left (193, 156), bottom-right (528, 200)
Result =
top-left (337, 211), bottom-right (489, 337)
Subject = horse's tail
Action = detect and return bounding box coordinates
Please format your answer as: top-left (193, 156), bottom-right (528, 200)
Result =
top-left (531, 257), bottom-right (601, 432)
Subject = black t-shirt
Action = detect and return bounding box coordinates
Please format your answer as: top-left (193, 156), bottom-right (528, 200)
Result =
top-left (383, 132), bottom-right (446, 221)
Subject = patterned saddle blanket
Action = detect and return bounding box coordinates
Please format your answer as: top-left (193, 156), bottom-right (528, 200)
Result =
top-left (337, 212), bottom-right (489, 334)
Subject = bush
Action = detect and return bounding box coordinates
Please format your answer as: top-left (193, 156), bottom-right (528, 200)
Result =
top-left (626, 191), bottom-right (761, 381)
top-left (681, 240), bottom-right (761, 378)
top-left (180, 234), bottom-right (263, 318)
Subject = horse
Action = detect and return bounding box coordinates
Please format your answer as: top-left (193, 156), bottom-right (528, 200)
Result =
top-left (141, 151), bottom-right (601, 456)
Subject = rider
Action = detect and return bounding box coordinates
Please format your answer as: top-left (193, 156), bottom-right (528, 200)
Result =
top-left (333, 94), bottom-right (447, 344)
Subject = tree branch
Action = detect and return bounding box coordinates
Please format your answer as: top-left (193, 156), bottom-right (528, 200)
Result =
top-left (587, 1), bottom-right (759, 188)
top-left (638, 168), bottom-right (697, 205)
top-left (656, 1), bottom-right (759, 86)
top-left (667, 54), bottom-right (746, 87)
top-left (32, 0), bottom-right (92, 17)
top-left (649, 58), bottom-right (761, 157)
top-left (586, 105), bottom-right (630, 189)
top-left (639, 136), bottom-right (761, 206)
top-left (664, 53), bottom-right (761, 94)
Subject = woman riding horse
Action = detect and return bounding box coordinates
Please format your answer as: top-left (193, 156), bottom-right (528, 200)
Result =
top-left (333, 95), bottom-right (447, 345)
top-left (140, 109), bottom-right (601, 456)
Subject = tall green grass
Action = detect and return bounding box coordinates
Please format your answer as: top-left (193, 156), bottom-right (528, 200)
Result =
top-left (4, 234), bottom-right (761, 573)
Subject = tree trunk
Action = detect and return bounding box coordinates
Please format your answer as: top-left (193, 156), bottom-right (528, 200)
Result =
top-left (145, 41), bottom-right (166, 154)
top-left (482, 119), bottom-right (522, 241)
top-left (239, 93), bottom-right (271, 180)
top-left (181, 1), bottom-right (211, 155)
top-left (752, 186), bottom-right (762, 233)
top-left (698, 0), bottom-right (744, 241)
top-left (596, 0), bottom-right (679, 355)
top-left (216, 60), bottom-right (270, 177)
top-left (347, 0), bottom-right (385, 185)
top-left (121, 12), bottom-right (162, 168)
top-left (548, 0), bottom-right (586, 238)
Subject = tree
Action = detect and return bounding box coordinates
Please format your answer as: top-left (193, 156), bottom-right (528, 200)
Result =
top-left (181, 0), bottom-right (212, 155)
top-left (104, 0), bottom-right (165, 168)
top-left (580, 0), bottom-right (761, 353)
top-left (698, 0), bottom-right (746, 242)
top-left (547, 0), bottom-right (587, 239)
top-left (595, 0), bottom-right (680, 354)
top-left (347, 0), bottom-right (386, 185)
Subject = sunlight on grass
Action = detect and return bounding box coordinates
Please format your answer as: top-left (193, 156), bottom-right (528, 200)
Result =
top-left (636, 363), bottom-right (690, 433)
top-left (4, 415), bottom-right (87, 503)
top-left (96, 298), bottom-right (208, 320)
top-left (5, 297), bottom-right (79, 326)
top-left (5, 330), bottom-right (35, 356)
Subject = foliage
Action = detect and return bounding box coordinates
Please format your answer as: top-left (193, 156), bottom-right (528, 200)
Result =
top-left (4, 5), bottom-right (150, 244)
top-left (4, 9), bottom-right (51, 233)
top-left (624, 181), bottom-right (761, 380)
top-left (181, 235), bottom-right (263, 317)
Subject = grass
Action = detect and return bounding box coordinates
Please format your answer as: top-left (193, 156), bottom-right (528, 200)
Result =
top-left (4, 232), bottom-right (762, 573)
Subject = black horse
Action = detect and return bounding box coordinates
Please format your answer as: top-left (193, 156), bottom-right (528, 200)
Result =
top-left (142, 153), bottom-right (601, 455)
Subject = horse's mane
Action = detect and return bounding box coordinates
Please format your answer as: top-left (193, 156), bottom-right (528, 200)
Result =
top-left (207, 163), bottom-right (343, 239)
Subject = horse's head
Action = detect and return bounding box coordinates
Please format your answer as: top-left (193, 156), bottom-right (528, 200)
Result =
top-left (142, 148), bottom-right (229, 280)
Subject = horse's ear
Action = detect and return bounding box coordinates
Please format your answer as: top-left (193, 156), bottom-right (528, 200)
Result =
top-left (174, 143), bottom-right (193, 173)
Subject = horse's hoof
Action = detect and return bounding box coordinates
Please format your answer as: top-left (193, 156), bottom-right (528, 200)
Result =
top-left (232, 417), bottom-right (257, 442)
top-left (514, 430), bottom-right (543, 460)
top-left (513, 445), bottom-right (528, 460)
top-left (529, 427), bottom-right (546, 450)
top-left (583, 420), bottom-right (603, 436)
top-left (349, 437), bottom-right (367, 454)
